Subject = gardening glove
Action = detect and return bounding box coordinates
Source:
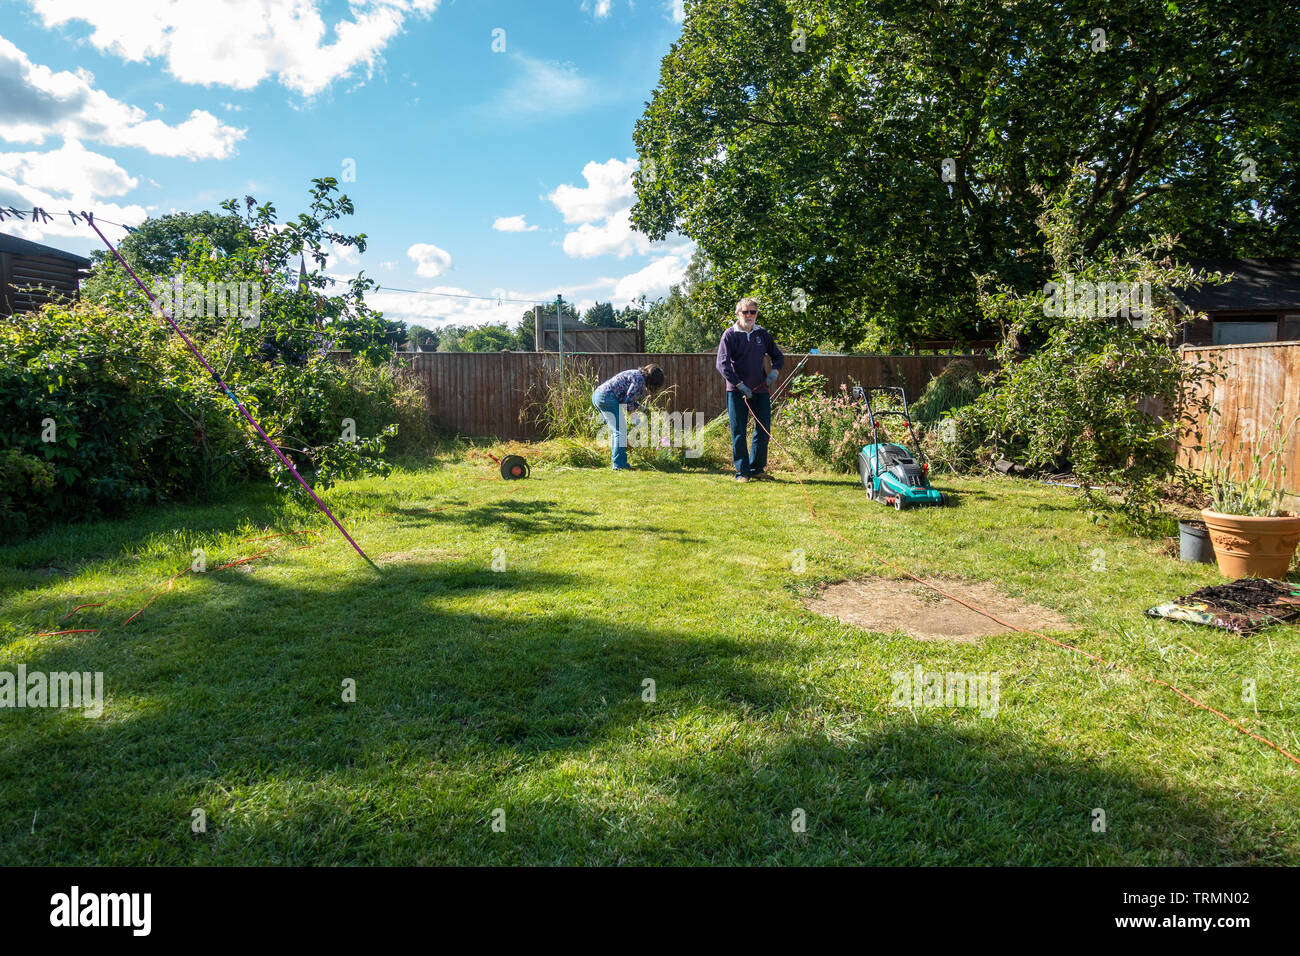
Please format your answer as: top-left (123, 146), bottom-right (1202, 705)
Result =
top-left (765, 369), bottom-right (779, 386)
top-left (737, 383), bottom-right (754, 399)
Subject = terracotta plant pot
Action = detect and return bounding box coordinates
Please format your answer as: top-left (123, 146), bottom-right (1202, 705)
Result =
top-left (1200, 509), bottom-right (1300, 580)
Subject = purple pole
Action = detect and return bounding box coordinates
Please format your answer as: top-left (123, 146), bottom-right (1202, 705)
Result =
top-left (87, 217), bottom-right (374, 565)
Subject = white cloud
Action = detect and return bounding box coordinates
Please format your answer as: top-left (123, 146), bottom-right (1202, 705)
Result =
top-left (0, 139), bottom-right (147, 240)
top-left (492, 214), bottom-right (538, 233)
top-left (26, 0), bottom-right (440, 97)
top-left (488, 53), bottom-right (608, 119)
top-left (610, 253), bottom-right (690, 302)
top-left (548, 157), bottom-right (638, 224)
top-left (0, 36), bottom-right (244, 159)
top-left (328, 241), bottom-right (360, 265)
top-left (562, 208), bottom-right (653, 259)
top-left (581, 0), bottom-right (614, 17)
top-left (407, 242), bottom-right (452, 277)
top-left (549, 157), bottom-right (691, 262)
top-left (362, 283), bottom-right (535, 329)
top-left (666, 0), bottom-right (685, 23)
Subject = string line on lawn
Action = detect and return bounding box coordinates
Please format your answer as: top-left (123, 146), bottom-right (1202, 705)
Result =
top-left (742, 394), bottom-right (1300, 770)
top-left (37, 529), bottom-right (325, 636)
top-left (37, 473), bottom-right (508, 634)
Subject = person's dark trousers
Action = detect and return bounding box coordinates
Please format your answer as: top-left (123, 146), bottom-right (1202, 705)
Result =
top-left (727, 389), bottom-right (751, 477)
top-left (748, 390), bottom-right (771, 473)
top-left (728, 389), bottom-right (770, 477)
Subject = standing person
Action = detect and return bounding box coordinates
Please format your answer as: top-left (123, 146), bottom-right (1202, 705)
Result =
top-left (716, 298), bottom-right (784, 482)
top-left (591, 364), bottom-right (666, 470)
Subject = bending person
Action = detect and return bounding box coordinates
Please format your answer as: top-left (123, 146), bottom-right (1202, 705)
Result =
top-left (591, 364), bottom-right (666, 470)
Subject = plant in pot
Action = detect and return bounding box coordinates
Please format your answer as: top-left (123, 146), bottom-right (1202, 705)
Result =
top-left (1199, 406), bottom-right (1300, 579)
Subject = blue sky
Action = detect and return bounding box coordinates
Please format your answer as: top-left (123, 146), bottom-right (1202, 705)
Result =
top-left (0, 0), bottom-right (692, 328)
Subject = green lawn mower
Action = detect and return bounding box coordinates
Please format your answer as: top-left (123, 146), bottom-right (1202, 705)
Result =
top-left (853, 385), bottom-right (946, 509)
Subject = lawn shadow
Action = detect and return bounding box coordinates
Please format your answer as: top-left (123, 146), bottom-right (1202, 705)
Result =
top-left (1, 549), bottom-right (1291, 865)
top-left (0, 484), bottom-right (309, 572)
top-left (539, 723), bottom-right (1268, 865)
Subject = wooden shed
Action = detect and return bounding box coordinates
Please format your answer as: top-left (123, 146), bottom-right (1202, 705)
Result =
top-left (532, 304), bottom-right (645, 353)
top-left (1177, 258), bottom-right (1300, 346)
top-left (0, 232), bottom-right (92, 318)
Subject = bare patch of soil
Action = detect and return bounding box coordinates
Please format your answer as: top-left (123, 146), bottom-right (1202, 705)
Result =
top-left (805, 577), bottom-right (1072, 641)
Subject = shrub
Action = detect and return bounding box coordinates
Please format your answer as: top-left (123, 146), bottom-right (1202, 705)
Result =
top-left (916, 405), bottom-right (985, 475)
top-left (0, 449), bottom-right (56, 537)
top-left (775, 383), bottom-right (898, 473)
top-left (0, 181), bottom-right (434, 536)
top-left (315, 358), bottom-right (432, 460)
top-left (0, 301), bottom-right (246, 530)
top-left (969, 179), bottom-right (1222, 523)
top-left (784, 372), bottom-right (828, 398)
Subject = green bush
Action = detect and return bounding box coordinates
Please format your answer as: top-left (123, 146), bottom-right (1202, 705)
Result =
top-left (775, 383), bottom-right (896, 473)
top-left (0, 449), bottom-right (56, 537)
top-left (0, 301), bottom-right (246, 529)
top-left (968, 180), bottom-right (1222, 522)
top-left (321, 360), bottom-right (433, 458)
top-left (0, 181), bottom-right (439, 537)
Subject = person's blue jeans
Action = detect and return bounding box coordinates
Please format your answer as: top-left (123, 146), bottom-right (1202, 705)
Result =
top-left (592, 389), bottom-right (629, 469)
top-left (727, 389), bottom-right (770, 477)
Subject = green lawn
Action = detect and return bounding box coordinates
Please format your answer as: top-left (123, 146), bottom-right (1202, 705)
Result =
top-left (1, 455), bottom-right (1297, 864)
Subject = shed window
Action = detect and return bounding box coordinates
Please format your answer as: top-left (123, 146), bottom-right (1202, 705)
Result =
top-left (1212, 320), bottom-right (1278, 345)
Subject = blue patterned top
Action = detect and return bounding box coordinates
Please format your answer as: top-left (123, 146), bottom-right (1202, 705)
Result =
top-left (595, 368), bottom-right (648, 411)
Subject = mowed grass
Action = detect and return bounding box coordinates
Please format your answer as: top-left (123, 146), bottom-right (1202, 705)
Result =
top-left (1, 455), bottom-right (1297, 865)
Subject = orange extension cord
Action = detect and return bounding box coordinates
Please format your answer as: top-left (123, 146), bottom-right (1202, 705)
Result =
top-left (742, 394), bottom-right (1300, 770)
top-left (45, 529), bottom-right (326, 634)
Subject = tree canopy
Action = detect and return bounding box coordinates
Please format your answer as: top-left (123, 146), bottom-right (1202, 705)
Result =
top-left (81, 210), bottom-right (246, 300)
top-left (631, 0), bottom-right (1300, 347)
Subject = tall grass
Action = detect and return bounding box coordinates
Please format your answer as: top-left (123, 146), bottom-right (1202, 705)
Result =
top-left (326, 358), bottom-right (436, 456)
top-left (910, 359), bottom-right (985, 424)
top-left (521, 360), bottom-right (603, 440)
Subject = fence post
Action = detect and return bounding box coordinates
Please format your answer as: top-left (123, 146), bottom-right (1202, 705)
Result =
top-left (533, 304), bottom-right (544, 352)
top-left (556, 294), bottom-right (565, 390)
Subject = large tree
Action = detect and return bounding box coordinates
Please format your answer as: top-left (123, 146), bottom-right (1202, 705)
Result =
top-left (631, 0), bottom-right (1300, 346)
top-left (93, 210), bottom-right (245, 272)
top-left (81, 210), bottom-right (247, 301)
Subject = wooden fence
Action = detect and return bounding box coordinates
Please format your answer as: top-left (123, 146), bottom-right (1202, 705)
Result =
top-left (331, 351), bottom-right (996, 440)
top-left (1178, 342), bottom-right (1300, 495)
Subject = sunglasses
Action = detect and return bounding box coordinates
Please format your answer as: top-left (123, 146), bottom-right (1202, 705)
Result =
top-left (739, 309), bottom-right (757, 315)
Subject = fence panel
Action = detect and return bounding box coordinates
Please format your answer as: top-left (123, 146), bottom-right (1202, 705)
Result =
top-left (1179, 343), bottom-right (1300, 494)
top-left (330, 351), bottom-right (995, 440)
top-left (338, 343), bottom-right (1300, 493)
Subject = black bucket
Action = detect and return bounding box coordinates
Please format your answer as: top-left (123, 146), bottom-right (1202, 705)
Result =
top-left (1179, 520), bottom-right (1216, 564)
